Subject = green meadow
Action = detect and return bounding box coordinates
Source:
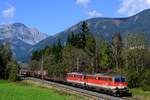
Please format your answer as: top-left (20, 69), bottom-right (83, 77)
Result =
top-left (130, 88), bottom-right (150, 100)
top-left (0, 80), bottom-right (86, 100)
top-left (1, 80), bottom-right (150, 100)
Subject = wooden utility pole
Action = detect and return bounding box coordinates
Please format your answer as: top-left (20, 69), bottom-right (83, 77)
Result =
top-left (41, 55), bottom-right (44, 81)
top-left (77, 57), bottom-right (79, 72)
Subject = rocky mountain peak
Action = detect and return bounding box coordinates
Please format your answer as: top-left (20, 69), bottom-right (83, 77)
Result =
top-left (0, 22), bottom-right (48, 45)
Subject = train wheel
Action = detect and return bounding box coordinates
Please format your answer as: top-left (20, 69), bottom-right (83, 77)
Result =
top-left (114, 92), bottom-right (120, 97)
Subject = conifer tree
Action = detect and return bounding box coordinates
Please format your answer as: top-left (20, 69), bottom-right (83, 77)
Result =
top-left (112, 33), bottom-right (122, 70)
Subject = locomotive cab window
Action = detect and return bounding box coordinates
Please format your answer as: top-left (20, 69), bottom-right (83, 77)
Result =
top-left (114, 77), bottom-right (126, 82)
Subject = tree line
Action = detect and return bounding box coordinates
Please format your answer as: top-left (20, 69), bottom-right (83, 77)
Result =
top-left (30, 22), bottom-right (150, 91)
top-left (0, 43), bottom-right (20, 81)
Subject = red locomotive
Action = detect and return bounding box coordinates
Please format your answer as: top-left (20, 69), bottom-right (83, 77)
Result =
top-left (66, 72), bottom-right (129, 96)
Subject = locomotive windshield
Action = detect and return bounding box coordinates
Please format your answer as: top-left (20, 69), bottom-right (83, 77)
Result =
top-left (114, 77), bottom-right (126, 82)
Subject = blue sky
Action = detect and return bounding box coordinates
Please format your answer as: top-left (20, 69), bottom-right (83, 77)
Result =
top-left (0, 0), bottom-right (150, 35)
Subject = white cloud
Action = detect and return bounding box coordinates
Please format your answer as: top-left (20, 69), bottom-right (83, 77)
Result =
top-left (2, 5), bottom-right (15, 18)
top-left (76, 0), bottom-right (103, 18)
top-left (118, 0), bottom-right (150, 16)
top-left (87, 10), bottom-right (102, 18)
top-left (76, 0), bottom-right (90, 8)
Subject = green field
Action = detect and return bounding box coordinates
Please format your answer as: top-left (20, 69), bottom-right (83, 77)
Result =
top-left (130, 88), bottom-right (150, 100)
top-left (0, 80), bottom-right (85, 100)
top-left (1, 80), bottom-right (150, 100)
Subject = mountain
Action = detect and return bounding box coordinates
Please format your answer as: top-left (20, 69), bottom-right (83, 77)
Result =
top-left (29, 9), bottom-right (150, 55)
top-left (0, 23), bottom-right (48, 45)
top-left (0, 23), bottom-right (48, 62)
top-left (1, 9), bottom-right (150, 63)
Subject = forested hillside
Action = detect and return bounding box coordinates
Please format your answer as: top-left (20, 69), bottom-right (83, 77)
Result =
top-left (29, 9), bottom-right (150, 59)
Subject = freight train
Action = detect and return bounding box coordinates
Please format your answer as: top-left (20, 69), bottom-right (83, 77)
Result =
top-left (20, 69), bottom-right (129, 96)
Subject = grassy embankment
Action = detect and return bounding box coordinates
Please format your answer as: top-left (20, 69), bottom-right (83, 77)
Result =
top-left (0, 80), bottom-right (150, 100)
top-left (0, 80), bottom-right (88, 100)
top-left (130, 88), bottom-right (150, 100)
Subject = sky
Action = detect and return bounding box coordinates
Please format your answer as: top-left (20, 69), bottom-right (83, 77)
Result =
top-left (0, 0), bottom-right (150, 35)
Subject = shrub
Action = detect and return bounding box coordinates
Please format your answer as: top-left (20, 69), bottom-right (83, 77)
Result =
top-left (7, 61), bottom-right (20, 82)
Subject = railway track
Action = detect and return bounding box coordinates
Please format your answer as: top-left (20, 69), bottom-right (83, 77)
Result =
top-left (22, 77), bottom-right (138, 100)
top-left (122, 97), bottom-right (138, 100)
